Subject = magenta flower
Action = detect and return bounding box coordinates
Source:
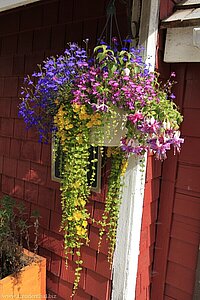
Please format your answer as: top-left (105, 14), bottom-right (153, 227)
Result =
top-left (128, 112), bottom-right (144, 124)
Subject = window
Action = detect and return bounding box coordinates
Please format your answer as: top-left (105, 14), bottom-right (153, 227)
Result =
top-left (51, 141), bottom-right (102, 193)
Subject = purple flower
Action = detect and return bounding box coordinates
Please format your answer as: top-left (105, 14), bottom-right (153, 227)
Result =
top-left (170, 93), bottom-right (176, 99)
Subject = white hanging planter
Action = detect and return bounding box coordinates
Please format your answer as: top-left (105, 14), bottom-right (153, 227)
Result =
top-left (90, 107), bottom-right (127, 147)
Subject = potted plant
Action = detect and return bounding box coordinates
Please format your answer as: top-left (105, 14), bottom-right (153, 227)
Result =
top-left (0, 195), bottom-right (46, 299)
top-left (19, 40), bottom-right (184, 294)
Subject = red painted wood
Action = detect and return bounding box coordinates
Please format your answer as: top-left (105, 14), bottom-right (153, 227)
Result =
top-left (51, 252), bottom-right (61, 277)
top-left (0, 117), bottom-right (14, 137)
top-left (174, 213), bottom-right (200, 233)
top-left (168, 238), bottom-right (198, 270)
top-left (21, 141), bottom-right (42, 163)
top-left (49, 210), bottom-right (62, 234)
top-left (39, 247), bottom-right (52, 272)
top-left (0, 156), bottom-right (3, 174)
top-left (152, 42), bottom-right (200, 300)
top-left (80, 246), bottom-right (97, 272)
top-left (2, 175), bottom-right (15, 195)
top-left (184, 80), bottom-right (200, 109)
top-left (166, 261), bottom-right (195, 294)
top-left (176, 165), bottom-right (200, 194)
top-left (96, 252), bottom-right (112, 279)
top-left (0, 99), bottom-right (11, 117)
top-left (85, 270), bottom-right (110, 300)
top-left (16, 160), bottom-right (30, 181)
top-left (73, 288), bottom-right (92, 300)
top-left (173, 193), bottom-right (200, 220)
top-left (165, 283), bottom-right (192, 300)
top-left (89, 225), bottom-right (109, 255)
top-left (136, 154), bottom-right (161, 299)
top-left (179, 137), bottom-right (200, 165)
top-left (182, 108), bottom-right (200, 138)
top-left (160, 0), bottom-right (174, 20)
top-left (171, 220), bottom-right (200, 246)
top-left (47, 271), bottom-right (59, 295)
top-left (24, 181), bottom-right (38, 204)
top-left (151, 58), bottom-right (185, 299)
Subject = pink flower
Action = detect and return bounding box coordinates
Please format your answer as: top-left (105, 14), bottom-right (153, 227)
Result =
top-left (128, 112), bottom-right (144, 124)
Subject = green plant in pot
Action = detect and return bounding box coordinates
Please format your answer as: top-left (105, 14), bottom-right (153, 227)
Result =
top-left (0, 195), bottom-right (46, 298)
top-left (19, 40), bottom-right (184, 294)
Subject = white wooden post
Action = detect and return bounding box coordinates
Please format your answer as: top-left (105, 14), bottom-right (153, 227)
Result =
top-left (111, 0), bottom-right (160, 299)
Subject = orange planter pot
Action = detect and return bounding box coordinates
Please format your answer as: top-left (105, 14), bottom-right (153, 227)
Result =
top-left (0, 249), bottom-right (46, 300)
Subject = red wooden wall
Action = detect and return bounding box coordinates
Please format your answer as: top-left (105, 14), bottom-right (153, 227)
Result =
top-left (1, 0), bottom-right (196, 299)
top-left (151, 63), bottom-right (200, 300)
top-left (151, 1), bottom-right (200, 299)
top-left (0, 1), bottom-right (127, 299)
top-left (135, 155), bottom-right (162, 300)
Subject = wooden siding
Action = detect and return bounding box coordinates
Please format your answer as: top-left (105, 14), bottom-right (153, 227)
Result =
top-left (135, 155), bottom-right (162, 299)
top-left (151, 2), bottom-right (200, 297)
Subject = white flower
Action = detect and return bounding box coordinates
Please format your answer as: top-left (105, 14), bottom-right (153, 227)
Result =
top-left (124, 68), bottom-right (130, 76)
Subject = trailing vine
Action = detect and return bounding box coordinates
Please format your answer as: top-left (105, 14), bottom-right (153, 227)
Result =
top-left (98, 147), bottom-right (128, 263)
top-left (54, 99), bottom-right (98, 295)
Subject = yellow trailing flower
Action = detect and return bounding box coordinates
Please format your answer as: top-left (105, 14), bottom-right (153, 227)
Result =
top-left (65, 123), bottom-right (73, 130)
top-left (86, 112), bottom-right (102, 128)
top-left (82, 220), bottom-right (87, 228)
top-left (73, 181), bottom-right (81, 188)
top-left (54, 105), bottom-right (65, 131)
top-left (121, 159), bottom-right (128, 176)
top-left (76, 225), bottom-right (86, 236)
top-left (106, 147), bottom-right (112, 158)
top-left (80, 199), bottom-right (86, 207)
top-left (73, 211), bottom-right (83, 221)
top-left (72, 103), bottom-right (81, 112)
top-left (79, 105), bottom-right (90, 120)
top-left (106, 147), bottom-right (121, 158)
top-left (74, 198), bottom-right (86, 207)
top-left (74, 199), bottom-right (79, 206)
top-left (86, 121), bottom-right (94, 128)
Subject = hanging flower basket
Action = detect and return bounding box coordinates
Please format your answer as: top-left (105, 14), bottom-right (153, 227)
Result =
top-left (19, 40), bottom-right (184, 295)
top-left (90, 107), bottom-right (127, 146)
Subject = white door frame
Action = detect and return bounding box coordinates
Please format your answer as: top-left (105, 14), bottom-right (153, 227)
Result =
top-left (111, 1), bottom-right (160, 299)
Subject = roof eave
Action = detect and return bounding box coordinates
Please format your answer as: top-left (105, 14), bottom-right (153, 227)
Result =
top-left (161, 18), bottom-right (200, 28)
top-left (0, 0), bottom-right (40, 13)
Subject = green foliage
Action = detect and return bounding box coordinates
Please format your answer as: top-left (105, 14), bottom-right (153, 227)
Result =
top-left (98, 148), bottom-right (127, 263)
top-left (0, 195), bottom-right (40, 279)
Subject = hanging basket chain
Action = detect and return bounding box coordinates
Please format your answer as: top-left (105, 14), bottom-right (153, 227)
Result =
top-left (98, 0), bottom-right (123, 47)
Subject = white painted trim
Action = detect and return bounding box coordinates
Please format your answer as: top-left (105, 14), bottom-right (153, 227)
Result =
top-left (164, 26), bottom-right (200, 62)
top-left (144, 0), bottom-right (160, 71)
top-left (111, 0), bottom-right (160, 299)
top-left (111, 155), bottom-right (147, 300)
top-left (0, 0), bottom-right (40, 12)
